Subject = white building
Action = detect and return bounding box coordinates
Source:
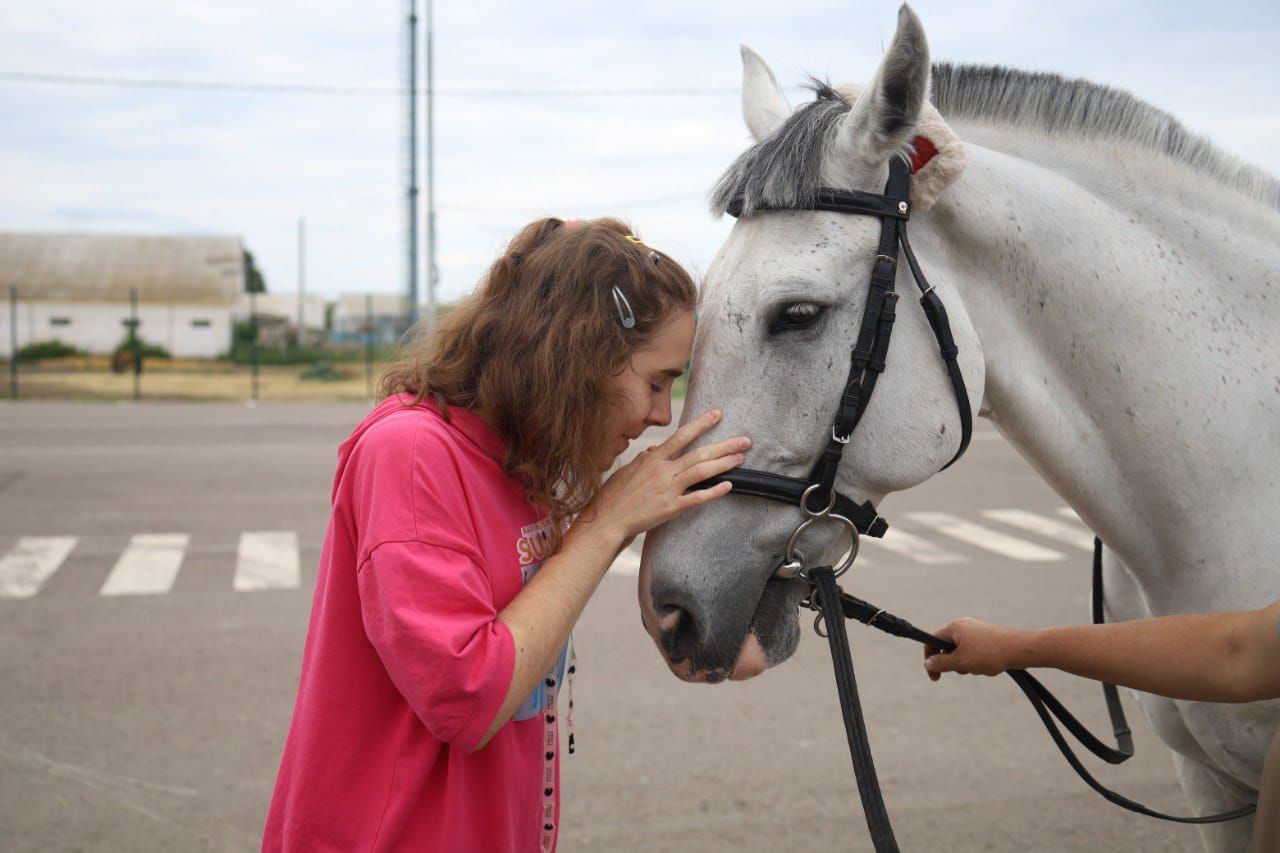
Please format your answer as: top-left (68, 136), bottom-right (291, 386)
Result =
top-left (233, 292), bottom-right (326, 330)
top-left (0, 232), bottom-right (245, 359)
top-left (330, 293), bottom-right (413, 347)
top-left (233, 292), bottom-right (328, 346)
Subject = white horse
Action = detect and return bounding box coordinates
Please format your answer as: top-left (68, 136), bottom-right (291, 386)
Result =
top-left (640, 5), bottom-right (1280, 849)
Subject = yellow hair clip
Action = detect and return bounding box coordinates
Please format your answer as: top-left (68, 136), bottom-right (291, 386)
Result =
top-left (625, 234), bottom-right (661, 265)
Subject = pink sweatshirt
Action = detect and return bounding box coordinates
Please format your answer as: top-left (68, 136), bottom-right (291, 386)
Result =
top-left (263, 394), bottom-right (565, 852)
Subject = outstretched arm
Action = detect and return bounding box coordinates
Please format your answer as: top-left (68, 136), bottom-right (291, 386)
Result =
top-left (924, 600), bottom-right (1280, 704)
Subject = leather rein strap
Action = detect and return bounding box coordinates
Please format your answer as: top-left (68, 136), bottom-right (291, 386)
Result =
top-left (809, 565), bottom-right (900, 851)
top-left (808, 541), bottom-right (1254, 848)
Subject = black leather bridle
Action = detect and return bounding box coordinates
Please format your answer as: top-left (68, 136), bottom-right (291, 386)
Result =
top-left (691, 155), bottom-right (1254, 850)
top-left (698, 155), bottom-right (971, 538)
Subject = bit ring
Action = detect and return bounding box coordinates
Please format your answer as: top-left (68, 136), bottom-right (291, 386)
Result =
top-left (785, 512), bottom-right (860, 579)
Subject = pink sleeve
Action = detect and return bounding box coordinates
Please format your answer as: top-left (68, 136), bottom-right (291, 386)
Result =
top-left (357, 539), bottom-right (516, 753)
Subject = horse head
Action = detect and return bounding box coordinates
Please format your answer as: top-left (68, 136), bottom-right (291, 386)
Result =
top-left (640, 4), bottom-right (984, 682)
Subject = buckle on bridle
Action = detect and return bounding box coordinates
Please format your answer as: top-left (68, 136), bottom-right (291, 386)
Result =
top-left (832, 425), bottom-right (852, 445)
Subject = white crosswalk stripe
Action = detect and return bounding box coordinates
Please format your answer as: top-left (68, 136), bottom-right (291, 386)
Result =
top-left (1057, 507), bottom-right (1085, 524)
top-left (609, 533), bottom-right (644, 577)
top-left (869, 527), bottom-right (967, 564)
top-left (234, 531), bottom-right (300, 591)
top-left (906, 512), bottom-right (1066, 562)
top-left (0, 536), bottom-right (79, 599)
top-left (100, 533), bottom-right (190, 596)
top-left (981, 509), bottom-right (1095, 551)
top-left (844, 549), bottom-right (870, 568)
top-left (610, 549), bottom-right (642, 577)
top-left (609, 532), bottom-right (645, 578)
top-left (1, 506), bottom-right (1093, 601)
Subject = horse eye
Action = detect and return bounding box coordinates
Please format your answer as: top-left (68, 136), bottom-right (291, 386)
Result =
top-left (769, 302), bottom-right (825, 334)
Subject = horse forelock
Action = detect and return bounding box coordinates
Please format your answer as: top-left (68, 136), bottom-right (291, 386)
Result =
top-left (708, 79), bottom-right (854, 218)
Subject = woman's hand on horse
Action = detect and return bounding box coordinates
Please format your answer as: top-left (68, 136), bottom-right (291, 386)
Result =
top-left (593, 409), bottom-right (750, 543)
top-left (924, 618), bottom-right (1025, 680)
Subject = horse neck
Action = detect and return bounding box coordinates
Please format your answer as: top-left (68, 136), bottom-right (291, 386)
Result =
top-left (910, 139), bottom-right (1280, 604)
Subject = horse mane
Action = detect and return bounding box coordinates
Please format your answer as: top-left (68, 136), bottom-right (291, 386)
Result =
top-left (931, 63), bottom-right (1280, 211)
top-left (710, 64), bottom-right (1280, 216)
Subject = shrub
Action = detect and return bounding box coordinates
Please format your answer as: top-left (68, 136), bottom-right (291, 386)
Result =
top-left (16, 339), bottom-right (85, 362)
top-left (299, 361), bottom-right (351, 382)
top-left (225, 322), bottom-right (396, 366)
top-left (113, 339), bottom-right (171, 360)
top-left (228, 341), bottom-right (331, 366)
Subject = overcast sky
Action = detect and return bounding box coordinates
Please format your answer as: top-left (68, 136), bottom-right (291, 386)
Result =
top-left (2, 1), bottom-right (1278, 305)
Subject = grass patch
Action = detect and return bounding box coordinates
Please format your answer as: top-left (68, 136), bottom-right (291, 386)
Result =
top-left (13, 363), bottom-right (383, 402)
top-left (299, 361), bottom-right (352, 382)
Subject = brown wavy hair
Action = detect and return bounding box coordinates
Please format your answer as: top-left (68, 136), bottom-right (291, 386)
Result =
top-left (380, 217), bottom-right (697, 548)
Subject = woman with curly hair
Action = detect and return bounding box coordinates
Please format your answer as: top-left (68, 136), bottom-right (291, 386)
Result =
top-left (262, 218), bottom-right (745, 852)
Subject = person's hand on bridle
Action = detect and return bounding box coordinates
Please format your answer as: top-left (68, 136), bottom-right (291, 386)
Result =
top-left (585, 409), bottom-right (750, 548)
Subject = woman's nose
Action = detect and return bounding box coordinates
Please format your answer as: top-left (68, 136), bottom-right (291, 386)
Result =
top-left (649, 396), bottom-right (672, 427)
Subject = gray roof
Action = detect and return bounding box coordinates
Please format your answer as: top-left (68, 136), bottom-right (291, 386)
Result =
top-left (0, 232), bottom-right (245, 305)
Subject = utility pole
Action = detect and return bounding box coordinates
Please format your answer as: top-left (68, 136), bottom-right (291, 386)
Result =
top-left (424, 0), bottom-right (438, 333)
top-left (405, 0), bottom-right (420, 330)
top-left (250, 289), bottom-right (259, 402)
top-left (129, 288), bottom-right (141, 402)
top-left (9, 285), bottom-right (17, 400)
top-left (296, 216), bottom-right (306, 347)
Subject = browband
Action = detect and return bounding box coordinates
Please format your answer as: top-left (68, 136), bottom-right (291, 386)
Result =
top-left (726, 188), bottom-right (910, 221)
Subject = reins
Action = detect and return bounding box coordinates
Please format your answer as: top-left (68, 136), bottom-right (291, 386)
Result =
top-left (800, 538), bottom-right (1256, 852)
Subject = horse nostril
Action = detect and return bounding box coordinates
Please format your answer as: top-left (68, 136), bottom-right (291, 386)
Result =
top-left (656, 602), bottom-right (700, 662)
top-left (656, 603), bottom-right (681, 629)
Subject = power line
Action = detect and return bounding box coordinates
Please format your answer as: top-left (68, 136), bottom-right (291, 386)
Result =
top-left (0, 70), bottom-right (747, 98)
top-left (0, 70), bottom-right (398, 95)
top-left (438, 192), bottom-right (706, 215)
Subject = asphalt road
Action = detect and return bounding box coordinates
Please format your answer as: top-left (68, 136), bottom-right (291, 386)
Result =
top-left (0, 401), bottom-right (1195, 851)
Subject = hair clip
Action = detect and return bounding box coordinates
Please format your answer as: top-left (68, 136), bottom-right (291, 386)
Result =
top-left (625, 234), bottom-right (661, 266)
top-left (612, 286), bottom-right (636, 329)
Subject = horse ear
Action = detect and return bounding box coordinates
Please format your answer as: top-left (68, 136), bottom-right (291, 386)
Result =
top-left (840, 4), bottom-right (930, 160)
top-left (741, 45), bottom-right (791, 141)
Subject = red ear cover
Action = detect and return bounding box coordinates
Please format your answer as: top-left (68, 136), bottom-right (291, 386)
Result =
top-left (909, 135), bottom-right (938, 174)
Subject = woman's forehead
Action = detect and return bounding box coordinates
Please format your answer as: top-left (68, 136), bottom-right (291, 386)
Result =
top-left (642, 310), bottom-right (695, 363)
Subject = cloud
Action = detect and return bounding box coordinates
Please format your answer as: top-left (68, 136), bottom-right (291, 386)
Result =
top-left (53, 206), bottom-right (165, 223)
top-left (0, 0), bottom-right (1277, 304)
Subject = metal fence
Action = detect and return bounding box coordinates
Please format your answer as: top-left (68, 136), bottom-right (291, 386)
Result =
top-left (4, 286), bottom-right (402, 403)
